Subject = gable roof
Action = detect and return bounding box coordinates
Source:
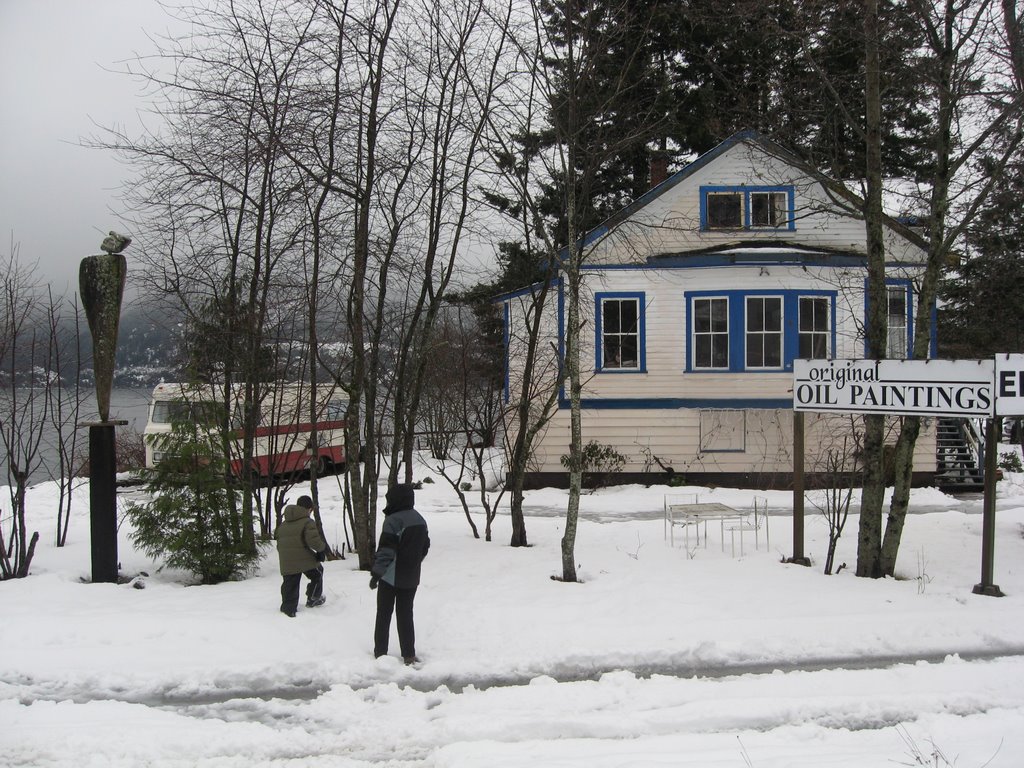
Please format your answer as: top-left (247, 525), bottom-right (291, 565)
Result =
top-left (575, 130), bottom-right (928, 260)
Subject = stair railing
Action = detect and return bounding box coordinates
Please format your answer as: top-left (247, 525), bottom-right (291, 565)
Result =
top-left (963, 418), bottom-right (985, 472)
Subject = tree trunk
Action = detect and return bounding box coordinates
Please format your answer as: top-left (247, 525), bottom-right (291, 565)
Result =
top-left (506, 284), bottom-right (561, 549)
top-left (881, 415), bottom-right (920, 574)
top-left (509, 467), bottom-right (530, 547)
top-left (16, 531), bottom-right (39, 579)
top-left (857, 415), bottom-right (886, 577)
top-left (882, 0), bottom-right (956, 576)
top-left (856, 0), bottom-right (889, 578)
top-left (562, 266), bottom-right (582, 583)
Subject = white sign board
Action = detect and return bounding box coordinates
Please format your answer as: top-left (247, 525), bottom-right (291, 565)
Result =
top-left (793, 359), bottom-right (995, 417)
top-left (995, 354), bottom-right (1024, 417)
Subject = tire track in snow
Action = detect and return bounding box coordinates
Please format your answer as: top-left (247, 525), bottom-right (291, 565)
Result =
top-left (6, 646), bottom-right (1023, 705)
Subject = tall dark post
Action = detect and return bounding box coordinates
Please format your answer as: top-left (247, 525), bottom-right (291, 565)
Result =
top-left (88, 424), bottom-right (119, 582)
top-left (80, 233), bottom-right (129, 584)
top-left (973, 417), bottom-right (1004, 596)
top-left (788, 410), bottom-right (811, 566)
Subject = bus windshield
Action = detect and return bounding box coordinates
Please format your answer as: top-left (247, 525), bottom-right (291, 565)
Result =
top-left (151, 400), bottom-right (223, 427)
top-left (151, 401), bottom-right (191, 424)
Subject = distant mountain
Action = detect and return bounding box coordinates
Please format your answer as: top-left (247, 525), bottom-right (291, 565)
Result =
top-left (46, 306), bottom-right (347, 388)
top-left (111, 307), bottom-right (182, 386)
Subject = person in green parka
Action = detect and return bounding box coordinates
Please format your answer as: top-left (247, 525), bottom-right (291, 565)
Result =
top-left (274, 495), bottom-right (328, 617)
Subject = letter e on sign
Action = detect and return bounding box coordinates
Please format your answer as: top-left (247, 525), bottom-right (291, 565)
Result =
top-left (995, 354), bottom-right (1024, 417)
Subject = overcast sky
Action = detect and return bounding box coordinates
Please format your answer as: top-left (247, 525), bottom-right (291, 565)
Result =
top-left (0, 0), bottom-right (174, 293)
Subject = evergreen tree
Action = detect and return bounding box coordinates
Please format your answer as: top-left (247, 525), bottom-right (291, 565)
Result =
top-left (666, 0), bottom-right (806, 155)
top-left (670, 0), bottom-right (932, 178)
top-left (536, 0), bottom-right (675, 239)
top-left (525, 0), bottom-right (934, 255)
top-left (126, 420), bottom-right (263, 584)
top-left (940, 150), bottom-right (1024, 358)
top-left (181, 283), bottom-right (281, 385)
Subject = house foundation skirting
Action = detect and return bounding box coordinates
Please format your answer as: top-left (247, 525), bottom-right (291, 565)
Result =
top-left (516, 471), bottom-right (937, 491)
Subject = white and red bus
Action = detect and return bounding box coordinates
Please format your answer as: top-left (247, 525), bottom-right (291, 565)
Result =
top-left (143, 382), bottom-right (349, 479)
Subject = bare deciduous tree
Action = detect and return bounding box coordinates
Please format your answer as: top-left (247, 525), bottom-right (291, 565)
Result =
top-left (425, 303), bottom-right (506, 540)
top-left (497, 0), bottom-right (666, 580)
top-left (0, 248), bottom-right (52, 579)
top-left (103, 0), bottom-right (324, 550)
top-left (880, 0), bottom-right (1024, 576)
top-left (779, 0), bottom-right (1024, 577)
top-left (45, 292), bottom-right (86, 548)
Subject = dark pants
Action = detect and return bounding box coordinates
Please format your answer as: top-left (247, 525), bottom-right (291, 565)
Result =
top-left (374, 582), bottom-right (418, 658)
top-left (280, 565), bottom-right (324, 613)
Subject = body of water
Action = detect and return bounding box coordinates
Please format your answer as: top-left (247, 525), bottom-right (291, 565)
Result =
top-left (11, 387), bottom-right (156, 484)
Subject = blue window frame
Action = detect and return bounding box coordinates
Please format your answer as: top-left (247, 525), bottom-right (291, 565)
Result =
top-left (861, 278), bottom-right (933, 358)
top-left (686, 289), bottom-right (836, 372)
top-left (699, 185), bottom-right (796, 231)
top-left (595, 292), bottom-right (646, 372)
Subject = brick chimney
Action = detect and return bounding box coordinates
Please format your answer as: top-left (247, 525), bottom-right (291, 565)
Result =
top-left (649, 153), bottom-right (669, 189)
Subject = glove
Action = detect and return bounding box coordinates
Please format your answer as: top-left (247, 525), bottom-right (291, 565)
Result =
top-left (369, 575), bottom-right (379, 590)
top-left (316, 549), bottom-right (327, 563)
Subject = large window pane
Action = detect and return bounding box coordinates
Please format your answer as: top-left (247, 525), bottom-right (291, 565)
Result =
top-left (601, 297), bottom-right (641, 369)
top-left (693, 297), bottom-right (729, 369)
top-left (748, 298), bottom-right (765, 332)
top-left (750, 191), bottom-right (788, 227)
top-left (712, 336), bottom-right (729, 368)
top-left (695, 335), bottom-right (712, 368)
top-left (745, 296), bottom-right (782, 369)
top-left (706, 192), bottom-right (742, 228)
top-left (887, 286), bottom-right (908, 358)
top-left (694, 299), bottom-right (710, 333)
top-left (711, 298), bottom-right (728, 331)
top-left (746, 334), bottom-right (763, 367)
top-left (799, 296), bottom-right (830, 359)
top-left (151, 400), bottom-right (191, 424)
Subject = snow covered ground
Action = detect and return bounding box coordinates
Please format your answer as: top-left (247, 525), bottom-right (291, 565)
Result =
top-left (3, 458), bottom-right (1024, 767)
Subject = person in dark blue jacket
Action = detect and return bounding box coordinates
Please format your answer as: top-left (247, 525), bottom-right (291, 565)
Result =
top-left (369, 483), bottom-right (430, 664)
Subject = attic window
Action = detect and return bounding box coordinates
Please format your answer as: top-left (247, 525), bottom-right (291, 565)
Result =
top-left (700, 186), bottom-right (795, 231)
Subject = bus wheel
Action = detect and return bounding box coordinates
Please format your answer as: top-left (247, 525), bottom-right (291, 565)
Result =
top-left (313, 455), bottom-right (331, 477)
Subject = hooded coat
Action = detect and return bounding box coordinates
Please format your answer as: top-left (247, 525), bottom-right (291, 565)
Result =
top-left (371, 484), bottom-right (430, 589)
top-left (275, 503), bottom-right (327, 575)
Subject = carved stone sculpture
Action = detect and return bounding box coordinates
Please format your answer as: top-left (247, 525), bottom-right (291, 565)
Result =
top-left (80, 251), bottom-right (127, 422)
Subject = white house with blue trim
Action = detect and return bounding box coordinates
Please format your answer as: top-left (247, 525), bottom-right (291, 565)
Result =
top-left (501, 131), bottom-right (938, 488)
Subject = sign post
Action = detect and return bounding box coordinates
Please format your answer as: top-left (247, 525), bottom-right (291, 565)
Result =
top-left (974, 352), bottom-right (1024, 597)
top-left (788, 410), bottom-right (810, 566)
top-left (973, 415), bottom-right (1003, 596)
top-left (793, 359), bottom-right (998, 593)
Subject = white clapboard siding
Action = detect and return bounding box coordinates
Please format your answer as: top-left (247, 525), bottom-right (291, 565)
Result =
top-left (527, 408), bottom-right (936, 475)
